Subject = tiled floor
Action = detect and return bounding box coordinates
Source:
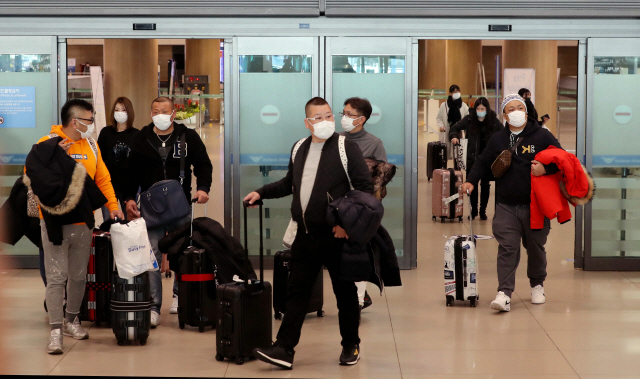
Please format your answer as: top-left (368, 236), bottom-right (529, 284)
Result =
top-left (3, 118), bottom-right (638, 378)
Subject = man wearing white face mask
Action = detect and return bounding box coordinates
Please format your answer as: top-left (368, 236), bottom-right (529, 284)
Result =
top-left (245, 97), bottom-right (373, 369)
top-left (339, 97), bottom-right (386, 313)
top-left (437, 84), bottom-right (469, 161)
top-left (462, 94), bottom-right (562, 312)
top-left (29, 99), bottom-right (124, 353)
top-left (123, 97), bottom-right (213, 326)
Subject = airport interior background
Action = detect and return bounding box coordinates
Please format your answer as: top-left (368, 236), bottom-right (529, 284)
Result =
top-left (2, 31), bottom-right (640, 378)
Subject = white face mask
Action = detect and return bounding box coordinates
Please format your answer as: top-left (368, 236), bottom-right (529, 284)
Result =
top-left (152, 112), bottom-right (173, 131)
top-left (114, 111), bottom-right (128, 124)
top-left (75, 119), bottom-right (95, 139)
top-left (310, 120), bottom-right (335, 139)
top-left (506, 110), bottom-right (527, 128)
top-left (340, 115), bottom-right (361, 133)
top-left (452, 93), bottom-right (461, 100)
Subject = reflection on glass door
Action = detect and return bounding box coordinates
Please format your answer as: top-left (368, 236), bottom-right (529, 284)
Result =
top-left (0, 37), bottom-right (58, 262)
top-left (233, 37), bottom-right (318, 256)
top-left (326, 37), bottom-right (414, 269)
top-left (586, 39), bottom-right (640, 270)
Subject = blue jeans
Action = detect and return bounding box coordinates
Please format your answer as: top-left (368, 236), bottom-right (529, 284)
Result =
top-left (147, 214), bottom-right (191, 314)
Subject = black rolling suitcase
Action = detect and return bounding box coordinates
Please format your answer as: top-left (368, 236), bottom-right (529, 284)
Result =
top-left (215, 200), bottom-right (272, 365)
top-left (273, 249), bottom-right (324, 320)
top-left (178, 200), bottom-right (217, 332)
top-left (111, 271), bottom-right (152, 346)
top-left (80, 230), bottom-right (113, 326)
top-left (427, 141), bottom-right (447, 181)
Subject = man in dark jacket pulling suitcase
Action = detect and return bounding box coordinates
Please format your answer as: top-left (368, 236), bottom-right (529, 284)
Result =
top-left (244, 97), bottom-right (374, 369)
top-left (462, 94), bottom-right (562, 312)
top-left (123, 97), bottom-right (213, 328)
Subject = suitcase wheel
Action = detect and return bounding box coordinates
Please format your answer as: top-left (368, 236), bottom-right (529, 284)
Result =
top-left (140, 338), bottom-right (147, 346)
top-left (469, 297), bottom-right (477, 308)
top-left (432, 216), bottom-right (436, 221)
top-left (199, 325), bottom-right (205, 333)
top-left (235, 356), bottom-right (244, 365)
top-left (215, 354), bottom-right (225, 362)
top-left (441, 217), bottom-right (445, 224)
top-left (274, 311), bottom-right (283, 320)
top-left (317, 310), bottom-right (325, 317)
top-left (117, 339), bottom-right (124, 346)
top-left (428, 178), bottom-right (431, 182)
top-left (446, 296), bottom-right (454, 307)
top-left (95, 321), bottom-right (100, 327)
top-left (458, 217), bottom-right (463, 223)
top-left (179, 321), bottom-right (185, 329)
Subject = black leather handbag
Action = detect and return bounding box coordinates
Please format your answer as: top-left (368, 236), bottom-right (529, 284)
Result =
top-left (139, 133), bottom-right (190, 229)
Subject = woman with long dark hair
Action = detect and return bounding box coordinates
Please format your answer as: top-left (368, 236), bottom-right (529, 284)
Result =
top-left (437, 84), bottom-right (469, 160)
top-left (97, 97), bottom-right (138, 219)
top-left (449, 97), bottom-right (503, 220)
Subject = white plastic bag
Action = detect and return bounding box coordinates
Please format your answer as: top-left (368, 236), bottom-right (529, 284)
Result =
top-left (110, 218), bottom-right (159, 279)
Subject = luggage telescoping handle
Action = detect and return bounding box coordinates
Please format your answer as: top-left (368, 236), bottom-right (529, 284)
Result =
top-left (466, 189), bottom-right (473, 240)
top-left (243, 199), bottom-right (264, 283)
top-left (190, 198), bottom-right (198, 243)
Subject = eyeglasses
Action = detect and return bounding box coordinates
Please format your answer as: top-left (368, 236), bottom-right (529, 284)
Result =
top-left (75, 117), bottom-right (95, 123)
top-left (339, 112), bottom-right (361, 119)
top-left (306, 114), bottom-right (334, 123)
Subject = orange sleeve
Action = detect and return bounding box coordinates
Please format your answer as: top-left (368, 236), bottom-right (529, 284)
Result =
top-left (93, 145), bottom-right (119, 212)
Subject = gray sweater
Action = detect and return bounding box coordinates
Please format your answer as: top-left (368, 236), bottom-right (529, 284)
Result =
top-left (340, 129), bottom-right (387, 162)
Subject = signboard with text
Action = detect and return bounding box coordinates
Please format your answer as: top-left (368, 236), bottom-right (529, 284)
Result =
top-left (0, 86), bottom-right (36, 128)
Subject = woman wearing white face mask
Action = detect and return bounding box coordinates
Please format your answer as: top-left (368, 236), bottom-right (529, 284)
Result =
top-left (436, 84), bottom-right (469, 161)
top-left (461, 94), bottom-right (563, 313)
top-left (97, 97), bottom-right (139, 220)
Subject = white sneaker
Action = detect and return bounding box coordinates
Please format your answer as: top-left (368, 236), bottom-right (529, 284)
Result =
top-left (63, 316), bottom-right (89, 340)
top-left (490, 291), bottom-right (511, 312)
top-left (47, 329), bottom-right (63, 354)
top-left (531, 285), bottom-right (546, 304)
top-left (151, 311), bottom-right (160, 328)
top-left (170, 297), bottom-right (178, 314)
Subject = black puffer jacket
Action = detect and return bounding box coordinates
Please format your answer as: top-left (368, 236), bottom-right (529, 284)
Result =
top-left (0, 176), bottom-right (42, 248)
top-left (326, 190), bottom-right (384, 282)
top-left (24, 137), bottom-right (107, 245)
top-left (256, 133), bottom-right (373, 235)
top-left (158, 217), bottom-right (257, 284)
top-left (449, 109), bottom-right (504, 172)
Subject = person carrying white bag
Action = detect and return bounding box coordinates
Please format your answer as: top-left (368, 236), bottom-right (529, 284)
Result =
top-left (110, 217), bottom-right (159, 279)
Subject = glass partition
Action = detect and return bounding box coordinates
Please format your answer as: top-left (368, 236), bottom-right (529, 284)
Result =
top-left (0, 48), bottom-right (54, 258)
top-left (331, 55), bottom-right (406, 259)
top-left (590, 56), bottom-right (640, 261)
top-left (239, 55), bottom-right (313, 255)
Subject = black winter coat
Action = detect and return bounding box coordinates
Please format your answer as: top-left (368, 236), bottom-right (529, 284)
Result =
top-left (123, 122), bottom-right (213, 202)
top-left (157, 217), bottom-right (257, 284)
top-left (256, 133), bottom-right (374, 235)
top-left (467, 119), bottom-right (562, 206)
top-left (449, 110), bottom-right (504, 173)
top-left (0, 176), bottom-right (42, 248)
top-left (24, 137), bottom-right (107, 245)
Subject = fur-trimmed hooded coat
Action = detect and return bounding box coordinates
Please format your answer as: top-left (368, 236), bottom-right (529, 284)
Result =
top-left (24, 137), bottom-right (107, 245)
top-left (530, 146), bottom-right (595, 230)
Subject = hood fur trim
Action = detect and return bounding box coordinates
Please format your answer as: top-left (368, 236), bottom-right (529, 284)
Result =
top-left (23, 163), bottom-right (87, 215)
top-left (560, 164), bottom-right (595, 206)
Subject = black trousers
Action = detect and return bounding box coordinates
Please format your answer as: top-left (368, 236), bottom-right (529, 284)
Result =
top-left (470, 179), bottom-right (491, 216)
top-left (275, 229), bottom-right (360, 350)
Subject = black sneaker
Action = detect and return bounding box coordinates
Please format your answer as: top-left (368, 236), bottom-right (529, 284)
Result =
top-left (254, 344), bottom-right (294, 370)
top-left (480, 212), bottom-right (488, 221)
top-left (362, 291), bottom-right (373, 310)
top-left (339, 344), bottom-right (360, 365)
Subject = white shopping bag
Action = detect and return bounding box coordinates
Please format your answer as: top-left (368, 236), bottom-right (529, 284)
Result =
top-left (110, 218), bottom-right (159, 279)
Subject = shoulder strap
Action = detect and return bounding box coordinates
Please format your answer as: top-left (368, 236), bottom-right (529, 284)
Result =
top-left (291, 137), bottom-right (307, 163)
top-left (338, 135), bottom-right (353, 190)
top-left (87, 137), bottom-right (98, 161)
top-left (179, 133), bottom-right (186, 185)
top-left (510, 136), bottom-right (525, 154)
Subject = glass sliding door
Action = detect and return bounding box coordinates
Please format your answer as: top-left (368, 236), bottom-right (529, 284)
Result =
top-left (232, 37), bottom-right (319, 256)
top-left (326, 37), bottom-right (415, 269)
top-left (0, 36), bottom-right (59, 265)
top-left (585, 38), bottom-right (640, 270)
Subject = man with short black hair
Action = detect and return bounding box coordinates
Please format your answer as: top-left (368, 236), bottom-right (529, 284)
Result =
top-left (123, 96), bottom-right (213, 328)
top-left (28, 99), bottom-right (124, 354)
top-left (246, 96), bottom-right (373, 369)
top-left (339, 96), bottom-right (387, 312)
